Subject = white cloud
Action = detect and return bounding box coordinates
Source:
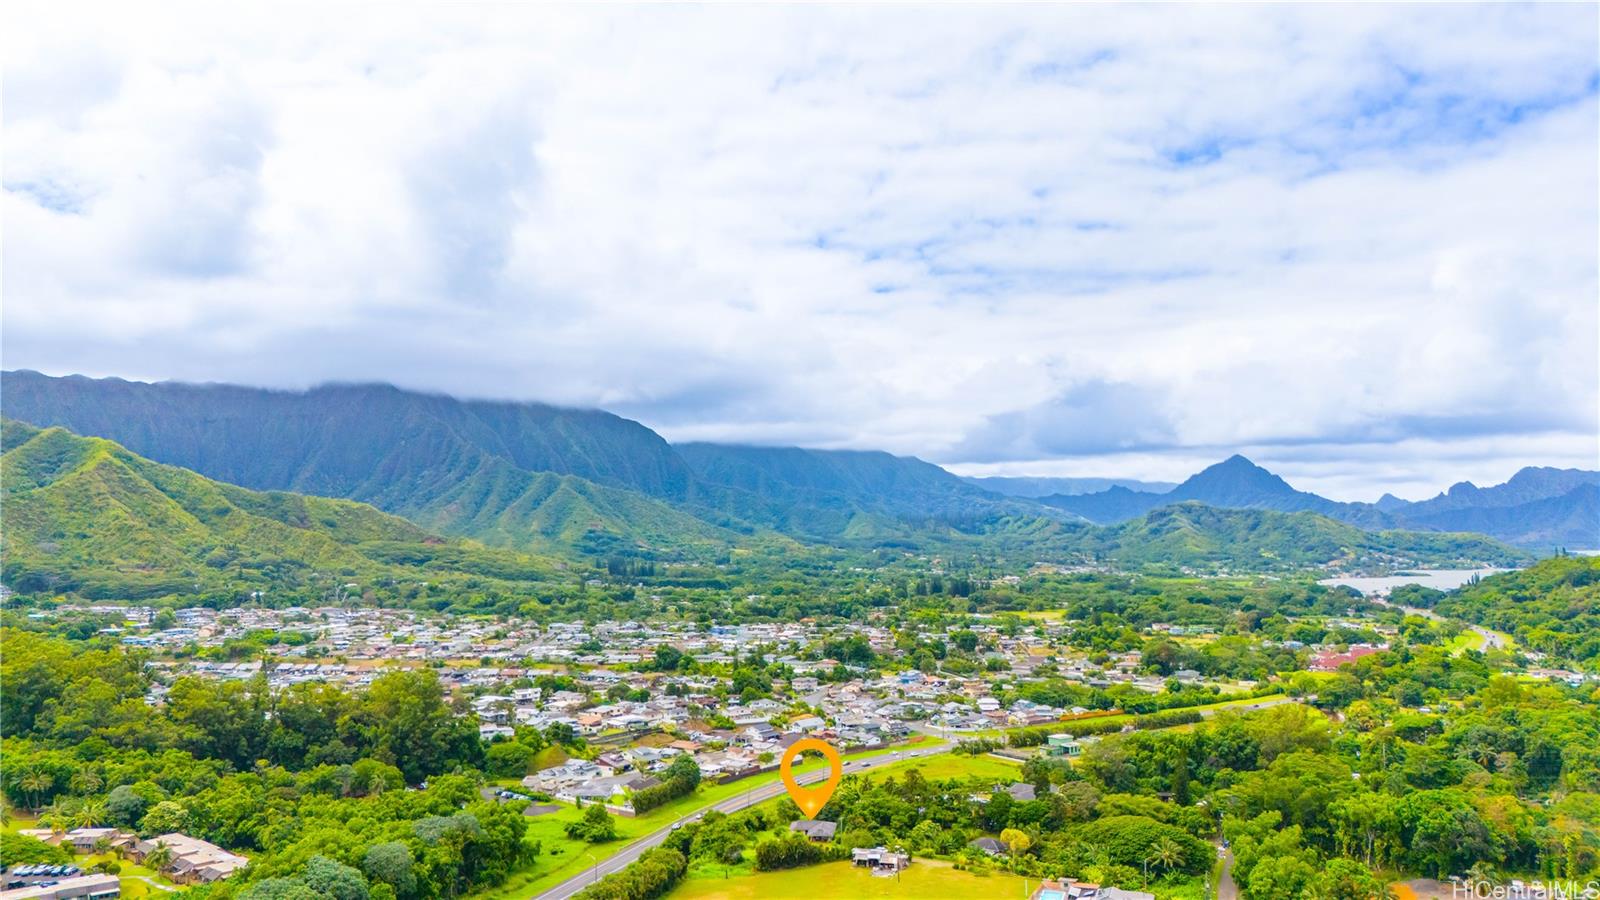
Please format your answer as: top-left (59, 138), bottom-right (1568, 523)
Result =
top-left (3, 1), bottom-right (1596, 498)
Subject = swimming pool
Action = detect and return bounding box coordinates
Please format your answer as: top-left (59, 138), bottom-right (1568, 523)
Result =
top-left (1036, 891), bottom-right (1066, 900)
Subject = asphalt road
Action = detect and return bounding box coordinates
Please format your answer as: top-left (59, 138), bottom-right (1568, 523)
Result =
top-left (534, 743), bottom-right (948, 900)
top-left (1371, 596), bottom-right (1505, 650)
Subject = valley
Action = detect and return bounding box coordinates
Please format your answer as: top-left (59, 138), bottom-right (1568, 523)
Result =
top-left (1, 375), bottom-right (1597, 900)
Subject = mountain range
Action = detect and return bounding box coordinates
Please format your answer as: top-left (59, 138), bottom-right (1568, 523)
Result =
top-left (0, 419), bottom-right (555, 600)
top-left (1038, 455), bottom-right (1598, 548)
top-left (0, 418), bottom-right (1530, 600)
top-left (961, 475), bottom-right (1178, 498)
top-left (0, 370), bottom-right (1582, 579)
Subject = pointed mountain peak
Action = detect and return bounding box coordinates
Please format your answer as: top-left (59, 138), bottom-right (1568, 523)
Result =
top-left (1172, 454), bottom-right (1303, 504)
top-left (1374, 492), bottom-right (1410, 512)
top-left (1189, 454), bottom-right (1286, 486)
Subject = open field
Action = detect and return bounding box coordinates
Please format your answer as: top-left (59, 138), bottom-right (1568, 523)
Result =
top-left (939, 693), bottom-right (1298, 742)
top-left (670, 859), bottom-right (1030, 900)
top-left (857, 753), bottom-right (1021, 783)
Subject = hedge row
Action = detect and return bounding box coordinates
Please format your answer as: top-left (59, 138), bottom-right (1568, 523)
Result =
top-left (573, 847), bottom-right (687, 900)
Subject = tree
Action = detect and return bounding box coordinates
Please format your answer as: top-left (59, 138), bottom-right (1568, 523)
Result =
top-left (485, 742), bottom-right (536, 779)
top-left (1148, 836), bottom-right (1185, 874)
top-left (0, 833), bottom-right (71, 867)
top-left (652, 645), bottom-right (684, 672)
top-left (363, 842), bottom-right (417, 899)
top-left (72, 800), bottom-right (107, 829)
top-left (68, 770), bottom-right (104, 795)
top-left (303, 855), bottom-right (370, 900)
top-left (141, 801), bottom-right (189, 836)
top-left (999, 828), bottom-right (1032, 855)
top-left (1304, 859), bottom-right (1393, 900)
top-left (1246, 855), bottom-right (1318, 899)
top-left (753, 834), bottom-right (822, 871)
top-left (664, 754), bottom-right (701, 790)
top-left (144, 842), bottom-right (175, 873)
top-left (360, 670), bottom-right (484, 784)
top-left (565, 804), bottom-right (618, 843)
top-left (237, 879), bottom-right (320, 900)
top-left (18, 771), bottom-right (53, 809)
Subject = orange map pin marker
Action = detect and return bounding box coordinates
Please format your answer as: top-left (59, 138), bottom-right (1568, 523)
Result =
top-left (779, 737), bottom-right (843, 818)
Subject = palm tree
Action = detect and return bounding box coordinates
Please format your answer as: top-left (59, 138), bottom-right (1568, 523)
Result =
top-left (1150, 837), bottom-right (1185, 874)
top-left (69, 771), bottom-right (104, 795)
top-left (41, 809), bottom-right (68, 840)
top-left (144, 842), bottom-right (174, 874)
top-left (19, 771), bottom-right (54, 810)
top-left (74, 800), bottom-right (107, 829)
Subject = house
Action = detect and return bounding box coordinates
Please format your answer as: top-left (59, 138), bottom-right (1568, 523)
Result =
top-left (1045, 733), bottom-right (1082, 757)
top-left (1006, 782), bottom-right (1037, 802)
top-left (789, 820), bottom-right (837, 842)
top-left (1029, 882), bottom-right (1131, 900)
top-left (967, 837), bottom-right (1007, 856)
top-left (1308, 645), bottom-right (1384, 672)
top-left (850, 847), bottom-right (910, 874)
top-left (128, 833), bottom-right (247, 884)
top-left (0, 874), bottom-right (120, 900)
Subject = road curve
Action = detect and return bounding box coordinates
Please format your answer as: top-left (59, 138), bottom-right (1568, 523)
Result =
top-left (534, 744), bottom-right (948, 900)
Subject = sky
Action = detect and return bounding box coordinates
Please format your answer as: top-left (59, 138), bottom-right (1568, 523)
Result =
top-left (4, 3), bottom-right (1598, 501)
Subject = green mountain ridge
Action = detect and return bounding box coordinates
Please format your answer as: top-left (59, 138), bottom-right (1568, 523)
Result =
top-left (0, 372), bottom-right (1541, 578)
top-left (0, 371), bottom-right (1046, 550)
top-left (1087, 501), bottom-right (1529, 570)
top-left (0, 420), bottom-right (559, 600)
top-left (0, 422), bottom-right (1532, 605)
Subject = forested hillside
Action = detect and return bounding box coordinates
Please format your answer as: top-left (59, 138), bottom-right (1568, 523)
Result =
top-left (1433, 555), bottom-right (1600, 663)
top-left (0, 420), bottom-right (558, 603)
top-left (0, 373), bottom-right (1542, 583)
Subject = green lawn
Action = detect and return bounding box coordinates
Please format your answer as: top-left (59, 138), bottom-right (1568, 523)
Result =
top-left (669, 859), bottom-right (1031, 900)
top-left (79, 853), bottom-right (184, 899)
top-left (465, 740), bottom-right (942, 900)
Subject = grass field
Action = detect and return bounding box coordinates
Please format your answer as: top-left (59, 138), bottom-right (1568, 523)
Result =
top-left (670, 859), bottom-right (1031, 900)
top-left (1445, 627), bottom-right (1516, 655)
top-left (464, 739), bottom-right (942, 900)
top-left (857, 753), bottom-right (1021, 783)
top-left (943, 694), bottom-right (1298, 744)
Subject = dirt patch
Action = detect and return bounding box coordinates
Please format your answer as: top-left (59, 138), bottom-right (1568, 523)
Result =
top-left (1391, 879), bottom-right (1453, 900)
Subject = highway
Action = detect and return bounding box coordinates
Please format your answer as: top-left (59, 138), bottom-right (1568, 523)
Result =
top-left (537, 698), bottom-right (1299, 899)
top-left (1370, 596), bottom-right (1507, 651)
top-left (534, 742), bottom-right (948, 900)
